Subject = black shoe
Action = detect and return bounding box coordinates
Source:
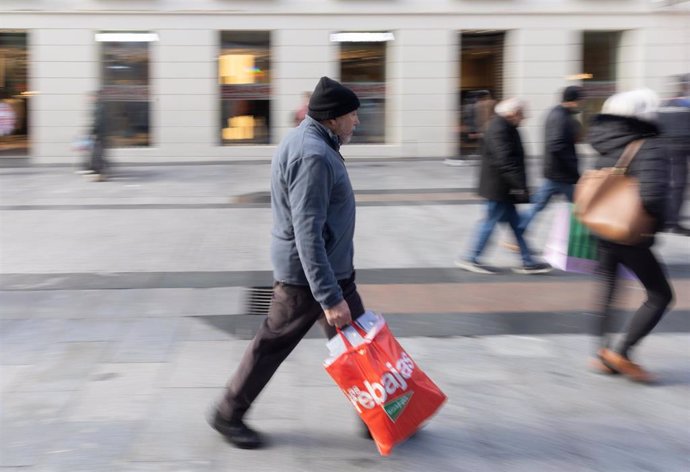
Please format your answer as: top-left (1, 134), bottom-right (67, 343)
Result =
top-left (210, 411), bottom-right (265, 449)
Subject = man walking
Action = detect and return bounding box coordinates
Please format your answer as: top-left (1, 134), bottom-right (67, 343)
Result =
top-left (455, 98), bottom-right (552, 275)
top-left (210, 77), bottom-right (364, 449)
top-left (473, 90), bottom-right (496, 138)
top-left (81, 90), bottom-right (109, 181)
top-left (519, 85), bottom-right (584, 235)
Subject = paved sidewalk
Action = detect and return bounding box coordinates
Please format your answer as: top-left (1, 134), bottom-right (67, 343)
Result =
top-left (2, 327), bottom-right (689, 471)
top-left (1, 160), bottom-right (689, 471)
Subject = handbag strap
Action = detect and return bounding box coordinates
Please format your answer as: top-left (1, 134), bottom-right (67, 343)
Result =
top-left (614, 139), bottom-right (645, 171)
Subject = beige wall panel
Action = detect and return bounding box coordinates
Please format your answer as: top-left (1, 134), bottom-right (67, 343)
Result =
top-left (157, 79), bottom-right (216, 95)
top-left (277, 61), bottom-right (336, 80)
top-left (34, 61), bottom-right (95, 79)
top-left (399, 78), bottom-right (456, 95)
top-left (157, 94), bottom-right (216, 112)
top-left (157, 46), bottom-right (216, 63)
top-left (274, 46), bottom-right (334, 63)
top-left (400, 93), bottom-right (455, 111)
top-left (33, 29), bottom-right (93, 45)
top-left (33, 45), bottom-right (95, 63)
top-left (158, 29), bottom-right (216, 46)
top-left (32, 94), bottom-right (92, 112)
top-left (156, 61), bottom-right (215, 80)
top-left (393, 45), bottom-right (452, 63)
top-left (34, 78), bottom-right (98, 95)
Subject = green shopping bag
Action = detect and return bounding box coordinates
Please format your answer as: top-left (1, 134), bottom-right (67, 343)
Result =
top-left (544, 205), bottom-right (598, 273)
top-left (545, 204), bottom-right (636, 278)
top-left (567, 209), bottom-right (598, 262)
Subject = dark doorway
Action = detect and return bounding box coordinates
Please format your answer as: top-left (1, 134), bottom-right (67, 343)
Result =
top-left (0, 31), bottom-right (30, 157)
top-left (458, 31), bottom-right (505, 159)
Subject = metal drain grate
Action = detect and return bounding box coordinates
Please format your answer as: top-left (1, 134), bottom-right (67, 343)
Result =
top-left (245, 286), bottom-right (273, 316)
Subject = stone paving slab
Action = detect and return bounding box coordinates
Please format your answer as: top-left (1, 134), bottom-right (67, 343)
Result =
top-left (1, 333), bottom-right (688, 471)
top-left (106, 318), bottom-right (180, 363)
top-left (2, 163), bottom-right (687, 278)
top-left (2, 203), bottom-right (687, 275)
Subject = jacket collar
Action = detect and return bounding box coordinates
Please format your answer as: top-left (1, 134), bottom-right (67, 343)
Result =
top-left (304, 115), bottom-right (341, 152)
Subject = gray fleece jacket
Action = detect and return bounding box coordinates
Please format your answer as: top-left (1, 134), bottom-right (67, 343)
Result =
top-left (270, 115), bottom-right (356, 309)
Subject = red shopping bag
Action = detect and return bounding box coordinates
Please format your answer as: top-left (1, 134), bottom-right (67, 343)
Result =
top-left (324, 315), bottom-right (446, 455)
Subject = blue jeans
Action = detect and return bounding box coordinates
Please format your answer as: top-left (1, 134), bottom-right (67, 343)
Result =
top-left (467, 200), bottom-right (534, 266)
top-left (519, 179), bottom-right (574, 233)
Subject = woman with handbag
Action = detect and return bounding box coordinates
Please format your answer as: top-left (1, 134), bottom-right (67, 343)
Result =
top-left (585, 89), bottom-right (674, 383)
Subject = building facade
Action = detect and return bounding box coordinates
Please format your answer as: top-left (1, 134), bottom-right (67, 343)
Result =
top-left (1, 0), bottom-right (688, 163)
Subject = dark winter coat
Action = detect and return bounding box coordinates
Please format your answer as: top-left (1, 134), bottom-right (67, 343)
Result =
top-left (91, 99), bottom-right (107, 140)
top-left (657, 99), bottom-right (690, 152)
top-left (543, 104), bottom-right (581, 184)
top-left (478, 115), bottom-right (529, 203)
top-left (587, 114), bottom-right (670, 247)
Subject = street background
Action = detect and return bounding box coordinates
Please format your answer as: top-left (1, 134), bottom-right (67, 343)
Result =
top-left (1, 158), bottom-right (689, 471)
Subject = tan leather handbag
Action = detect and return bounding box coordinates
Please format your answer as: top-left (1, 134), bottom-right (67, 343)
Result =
top-left (574, 139), bottom-right (656, 245)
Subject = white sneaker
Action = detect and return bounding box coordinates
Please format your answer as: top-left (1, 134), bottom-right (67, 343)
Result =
top-left (454, 259), bottom-right (498, 275)
top-left (443, 158), bottom-right (471, 167)
top-left (89, 173), bottom-right (106, 182)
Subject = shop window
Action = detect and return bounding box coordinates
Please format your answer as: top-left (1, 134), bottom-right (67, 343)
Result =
top-left (337, 34), bottom-right (389, 144)
top-left (0, 31), bottom-right (30, 157)
top-left (458, 31), bottom-right (505, 158)
top-left (581, 31), bottom-right (622, 134)
top-left (98, 32), bottom-right (154, 147)
top-left (219, 31), bottom-right (271, 145)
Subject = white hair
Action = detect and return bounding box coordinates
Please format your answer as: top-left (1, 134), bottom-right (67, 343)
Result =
top-left (601, 88), bottom-right (660, 123)
top-left (494, 97), bottom-right (526, 117)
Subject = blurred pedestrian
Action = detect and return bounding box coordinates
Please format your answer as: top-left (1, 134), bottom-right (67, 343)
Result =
top-left (658, 74), bottom-right (690, 235)
top-left (86, 90), bottom-right (108, 181)
top-left (473, 90), bottom-right (496, 138)
top-left (519, 86), bottom-right (584, 235)
top-left (587, 89), bottom-right (674, 384)
top-left (292, 91), bottom-right (311, 126)
top-left (455, 98), bottom-right (552, 275)
top-left (210, 76), bottom-right (365, 448)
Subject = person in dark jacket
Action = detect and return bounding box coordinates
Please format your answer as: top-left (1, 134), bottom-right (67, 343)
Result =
top-left (210, 77), bottom-right (365, 449)
top-left (88, 90), bottom-right (108, 181)
top-left (519, 86), bottom-right (584, 234)
top-left (658, 75), bottom-right (690, 235)
top-left (455, 98), bottom-right (552, 275)
top-left (587, 89), bottom-right (674, 384)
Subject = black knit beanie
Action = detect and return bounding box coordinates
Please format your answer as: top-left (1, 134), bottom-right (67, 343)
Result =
top-left (562, 85), bottom-right (584, 102)
top-left (307, 76), bottom-right (360, 120)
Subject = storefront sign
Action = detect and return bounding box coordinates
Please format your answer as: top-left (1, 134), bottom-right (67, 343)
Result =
top-left (582, 81), bottom-right (616, 98)
top-left (344, 82), bottom-right (386, 100)
top-left (102, 85), bottom-right (150, 102)
top-left (221, 84), bottom-right (271, 100)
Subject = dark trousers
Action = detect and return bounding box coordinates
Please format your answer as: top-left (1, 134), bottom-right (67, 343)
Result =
top-left (466, 200), bottom-right (535, 266)
top-left (220, 273), bottom-right (365, 421)
top-left (666, 149), bottom-right (688, 227)
top-left (89, 137), bottom-right (107, 174)
top-left (595, 240), bottom-right (674, 357)
top-left (519, 179), bottom-right (575, 234)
